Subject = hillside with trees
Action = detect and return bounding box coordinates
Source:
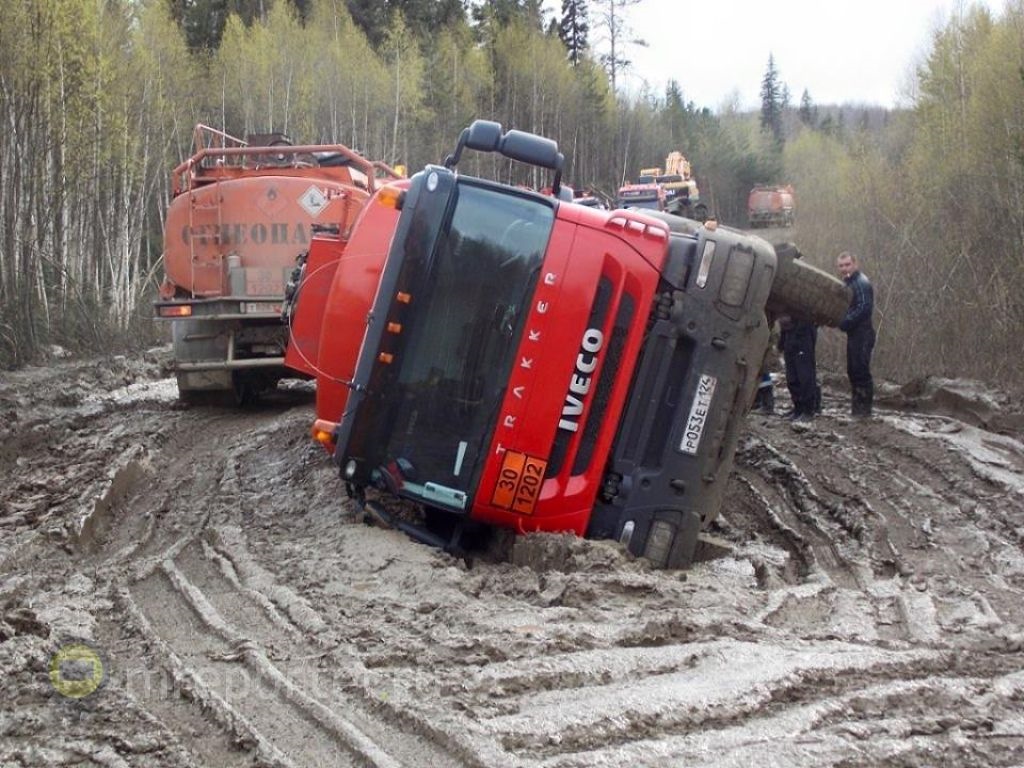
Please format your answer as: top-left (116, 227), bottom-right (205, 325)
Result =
top-left (1, 0), bottom-right (1022, 390)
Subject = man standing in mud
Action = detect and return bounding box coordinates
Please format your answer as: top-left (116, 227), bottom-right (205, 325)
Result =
top-left (778, 313), bottom-right (819, 420)
top-left (837, 251), bottom-right (875, 416)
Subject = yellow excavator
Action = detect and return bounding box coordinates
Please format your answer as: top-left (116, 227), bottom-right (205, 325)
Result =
top-left (638, 151), bottom-right (708, 221)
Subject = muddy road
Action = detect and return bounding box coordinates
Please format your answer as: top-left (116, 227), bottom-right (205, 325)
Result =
top-left (2, 353), bottom-right (1023, 767)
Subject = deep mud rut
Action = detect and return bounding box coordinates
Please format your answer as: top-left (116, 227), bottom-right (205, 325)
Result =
top-left (2, 353), bottom-right (1024, 767)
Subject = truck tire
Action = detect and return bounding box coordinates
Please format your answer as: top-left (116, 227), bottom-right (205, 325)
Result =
top-left (766, 242), bottom-right (850, 328)
top-left (640, 511), bottom-right (703, 569)
top-left (642, 520), bottom-right (676, 568)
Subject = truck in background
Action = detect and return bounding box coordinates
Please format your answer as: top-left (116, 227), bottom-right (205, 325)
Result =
top-left (156, 124), bottom-right (399, 403)
top-left (615, 179), bottom-right (665, 210)
top-left (291, 121), bottom-right (848, 568)
top-left (747, 184), bottom-right (796, 228)
top-left (627, 151), bottom-right (708, 221)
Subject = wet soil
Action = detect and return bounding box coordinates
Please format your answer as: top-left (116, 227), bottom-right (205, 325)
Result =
top-left (1, 352), bottom-right (1023, 767)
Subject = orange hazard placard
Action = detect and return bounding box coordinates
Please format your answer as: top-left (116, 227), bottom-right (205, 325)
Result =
top-left (490, 451), bottom-right (547, 516)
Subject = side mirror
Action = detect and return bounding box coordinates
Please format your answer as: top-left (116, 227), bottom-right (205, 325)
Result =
top-left (463, 120), bottom-right (502, 153)
top-left (444, 120), bottom-right (565, 196)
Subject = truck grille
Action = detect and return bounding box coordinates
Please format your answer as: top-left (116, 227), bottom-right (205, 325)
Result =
top-left (546, 278), bottom-right (612, 478)
top-left (572, 294), bottom-right (633, 475)
top-left (545, 277), bottom-right (636, 479)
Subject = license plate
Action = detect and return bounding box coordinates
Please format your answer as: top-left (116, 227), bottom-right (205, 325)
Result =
top-left (679, 374), bottom-right (717, 455)
top-left (243, 302), bottom-right (282, 314)
top-left (491, 450), bottom-right (547, 515)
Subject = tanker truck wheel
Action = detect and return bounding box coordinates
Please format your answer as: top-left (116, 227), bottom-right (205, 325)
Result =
top-left (639, 510), bottom-right (702, 569)
top-left (232, 371), bottom-right (258, 407)
top-left (766, 242), bottom-right (850, 326)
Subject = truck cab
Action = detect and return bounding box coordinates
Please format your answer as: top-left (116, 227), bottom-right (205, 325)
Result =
top-left (615, 181), bottom-right (665, 212)
top-left (299, 121), bottom-right (793, 568)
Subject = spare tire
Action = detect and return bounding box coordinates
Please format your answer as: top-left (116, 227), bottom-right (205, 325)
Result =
top-left (766, 242), bottom-right (850, 328)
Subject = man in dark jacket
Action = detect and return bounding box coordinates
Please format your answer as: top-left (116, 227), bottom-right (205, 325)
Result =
top-left (837, 251), bottom-right (875, 416)
top-left (778, 313), bottom-right (818, 420)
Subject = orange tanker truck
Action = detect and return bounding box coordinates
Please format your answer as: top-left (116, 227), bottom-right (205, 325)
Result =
top-left (156, 124), bottom-right (399, 403)
top-left (747, 184), bottom-right (796, 228)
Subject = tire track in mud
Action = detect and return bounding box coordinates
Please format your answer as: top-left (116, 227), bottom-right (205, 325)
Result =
top-left (444, 642), bottom-right (947, 755)
top-left (254, 518), bottom-right (991, 767)
top-left (734, 433), bottom-right (867, 589)
top-left (81, 405), bottom-right (293, 768)
top-left (534, 665), bottom-right (1024, 768)
top-left (85, 399), bottom-right (512, 768)
top-left (734, 410), bottom-right (1024, 649)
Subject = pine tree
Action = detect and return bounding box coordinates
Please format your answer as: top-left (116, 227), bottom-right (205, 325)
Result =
top-left (759, 53), bottom-right (784, 143)
top-left (168, 0), bottom-right (229, 50)
top-left (798, 88), bottom-right (817, 127)
top-left (394, 0), bottom-right (467, 40)
top-left (471, 0), bottom-right (535, 30)
top-left (558, 0), bottom-right (589, 66)
top-left (347, 0), bottom-right (389, 47)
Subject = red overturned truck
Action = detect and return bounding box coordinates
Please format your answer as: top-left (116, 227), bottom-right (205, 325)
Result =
top-left (288, 121), bottom-right (846, 568)
top-left (156, 124), bottom-right (399, 402)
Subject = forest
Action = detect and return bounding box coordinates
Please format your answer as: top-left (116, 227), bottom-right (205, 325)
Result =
top-left (1, 0), bottom-right (1022, 391)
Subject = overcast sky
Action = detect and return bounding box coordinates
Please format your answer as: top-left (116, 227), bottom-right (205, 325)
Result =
top-left (546, 0), bottom-right (1008, 111)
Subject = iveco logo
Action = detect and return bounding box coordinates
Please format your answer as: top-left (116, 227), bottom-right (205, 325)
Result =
top-left (557, 328), bottom-right (604, 433)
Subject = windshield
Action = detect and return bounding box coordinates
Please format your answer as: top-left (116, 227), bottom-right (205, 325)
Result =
top-left (353, 181), bottom-right (553, 510)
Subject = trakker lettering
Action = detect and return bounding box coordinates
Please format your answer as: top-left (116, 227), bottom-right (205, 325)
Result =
top-left (558, 328), bottom-right (604, 433)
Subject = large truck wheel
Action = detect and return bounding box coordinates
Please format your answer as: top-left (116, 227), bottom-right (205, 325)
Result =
top-left (639, 510), bottom-right (702, 569)
top-left (767, 242), bottom-right (850, 327)
top-left (232, 371), bottom-right (259, 407)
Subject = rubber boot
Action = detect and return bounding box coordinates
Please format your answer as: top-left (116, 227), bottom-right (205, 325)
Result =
top-left (851, 387), bottom-right (871, 417)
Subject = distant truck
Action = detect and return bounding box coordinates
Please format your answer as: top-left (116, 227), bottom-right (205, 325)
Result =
top-left (615, 181), bottom-right (665, 211)
top-left (747, 184), bottom-right (796, 228)
top-left (635, 151), bottom-right (708, 221)
top-left (155, 124), bottom-right (398, 403)
top-left (289, 121), bottom-right (849, 568)
top-left (572, 188), bottom-right (608, 210)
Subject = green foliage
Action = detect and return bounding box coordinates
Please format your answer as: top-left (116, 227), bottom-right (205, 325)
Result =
top-left (2, 0), bottom-right (1022, 392)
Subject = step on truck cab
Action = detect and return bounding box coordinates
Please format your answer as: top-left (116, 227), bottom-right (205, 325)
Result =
top-left (301, 121), bottom-right (847, 568)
